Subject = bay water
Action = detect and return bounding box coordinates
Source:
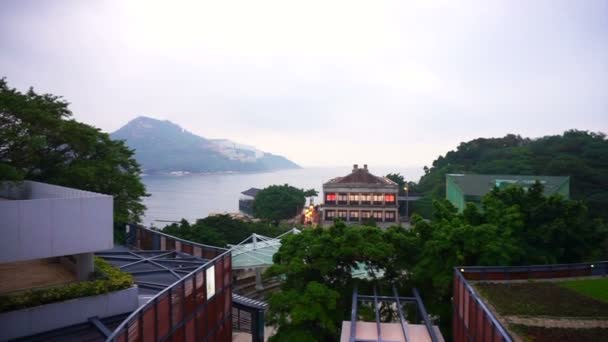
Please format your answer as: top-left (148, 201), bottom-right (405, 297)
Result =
top-left (141, 166), bottom-right (423, 227)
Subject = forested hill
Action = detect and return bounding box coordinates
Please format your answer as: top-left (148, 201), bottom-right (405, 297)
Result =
top-left (111, 116), bottom-right (300, 173)
top-left (416, 130), bottom-right (608, 220)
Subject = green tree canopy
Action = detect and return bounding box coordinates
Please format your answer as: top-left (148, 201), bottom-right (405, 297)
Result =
top-left (415, 131), bottom-right (608, 220)
top-left (253, 184), bottom-right (307, 224)
top-left (161, 214), bottom-right (292, 247)
top-left (265, 223), bottom-right (418, 341)
top-left (303, 188), bottom-right (319, 198)
top-left (385, 173), bottom-right (405, 194)
top-left (266, 184), bottom-right (608, 340)
top-left (408, 183), bottom-right (608, 338)
top-left (0, 78), bottom-right (147, 225)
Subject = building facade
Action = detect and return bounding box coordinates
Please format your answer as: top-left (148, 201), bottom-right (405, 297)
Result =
top-left (322, 164), bottom-right (399, 228)
top-left (446, 174), bottom-right (570, 212)
top-left (239, 187), bottom-right (261, 216)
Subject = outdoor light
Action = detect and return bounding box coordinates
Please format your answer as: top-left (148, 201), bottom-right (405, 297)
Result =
top-left (460, 268), bottom-right (465, 272)
top-left (591, 264), bottom-right (595, 268)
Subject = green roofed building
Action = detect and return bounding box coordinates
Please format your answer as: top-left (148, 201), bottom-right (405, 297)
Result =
top-left (446, 174), bottom-right (570, 212)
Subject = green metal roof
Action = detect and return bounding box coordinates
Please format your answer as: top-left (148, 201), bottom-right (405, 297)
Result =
top-left (446, 174), bottom-right (569, 197)
top-left (229, 229), bottom-right (300, 269)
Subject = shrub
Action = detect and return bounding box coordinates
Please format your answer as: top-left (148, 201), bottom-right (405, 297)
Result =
top-left (0, 257), bottom-right (133, 312)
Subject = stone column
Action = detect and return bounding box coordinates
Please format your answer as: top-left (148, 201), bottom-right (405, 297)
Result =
top-left (75, 252), bottom-right (94, 281)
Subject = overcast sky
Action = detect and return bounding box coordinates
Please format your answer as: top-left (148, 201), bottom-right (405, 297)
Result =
top-left (1, 0), bottom-right (607, 168)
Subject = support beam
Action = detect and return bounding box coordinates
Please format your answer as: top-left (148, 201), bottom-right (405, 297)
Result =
top-left (255, 268), bottom-right (264, 291)
top-left (413, 288), bottom-right (439, 342)
top-left (349, 284), bottom-right (358, 342)
top-left (373, 286), bottom-right (382, 342)
top-left (393, 286), bottom-right (411, 342)
top-left (88, 316), bottom-right (112, 338)
top-left (75, 253), bottom-right (94, 281)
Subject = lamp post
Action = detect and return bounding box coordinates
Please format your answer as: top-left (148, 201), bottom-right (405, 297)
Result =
top-left (403, 185), bottom-right (409, 221)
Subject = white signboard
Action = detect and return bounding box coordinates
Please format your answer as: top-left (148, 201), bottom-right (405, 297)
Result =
top-left (206, 266), bottom-right (216, 299)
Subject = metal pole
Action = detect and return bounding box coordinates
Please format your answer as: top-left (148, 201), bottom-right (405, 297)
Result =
top-left (373, 286), bottom-right (383, 342)
top-left (350, 284), bottom-right (358, 342)
top-left (405, 188), bottom-right (409, 221)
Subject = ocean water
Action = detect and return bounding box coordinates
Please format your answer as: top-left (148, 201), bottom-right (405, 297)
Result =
top-left (141, 166), bottom-right (423, 227)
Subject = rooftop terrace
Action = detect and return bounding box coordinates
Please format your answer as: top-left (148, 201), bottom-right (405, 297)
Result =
top-left (454, 262), bottom-right (608, 342)
top-left (476, 277), bottom-right (608, 342)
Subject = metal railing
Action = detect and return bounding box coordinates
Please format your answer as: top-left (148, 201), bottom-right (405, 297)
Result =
top-left (453, 269), bottom-right (512, 342)
top-left (105, 226), bottom-right (232, 341)
top-left (453, 260), bottom-right (608, 342)
top-left (458, 261), bottom-right (608, 281)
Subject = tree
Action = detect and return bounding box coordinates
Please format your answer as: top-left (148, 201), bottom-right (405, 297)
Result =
top-left (161, 214), bottom-right (292, 247)
top-left (253, 184), bottom-right (306, 224)
top-left (386, 173), bottom-right (405, 194)
top-left (265, 223), bottom-right (417, 341)
top-left (303, 188), bottom-right (318, 198)
top-left (0, 78), bottom-right (147, 225)
top-left (408, 183), bottom-right (608, 338)
top-left (415, 131), bottom-right (608, 220)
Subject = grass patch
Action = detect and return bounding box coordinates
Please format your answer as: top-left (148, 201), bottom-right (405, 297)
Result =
top-left (475, 281), bottom-right (608, 317)
top-left (559, 278), bottom-right (608, 303)
top-left (509, 324), bottom-right (608, 342)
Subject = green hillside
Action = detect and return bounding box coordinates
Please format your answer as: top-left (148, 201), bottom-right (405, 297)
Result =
top-left (111, 116), bottom-right (300, 173)
top-left (415, 130), bottom-right (608, 220)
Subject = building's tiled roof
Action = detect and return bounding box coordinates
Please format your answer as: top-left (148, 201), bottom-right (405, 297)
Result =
top-left (324, 166), bottom-right (397, 187)
top-left (447, 174), bottom-right (569, 197)
top-left (241, 187), bottom-right (262, 197)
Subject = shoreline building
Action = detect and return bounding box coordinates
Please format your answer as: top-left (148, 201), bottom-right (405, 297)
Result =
top-left (321, 164), bottom-right (399, 228)
top-left (446, 174), bottom-right (570, 212)
top-left (239, 187), bottom-right (261, 216)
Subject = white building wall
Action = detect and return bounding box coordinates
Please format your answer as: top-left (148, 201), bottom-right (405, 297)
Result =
top-left (0, 181), bottom-right (113, 263)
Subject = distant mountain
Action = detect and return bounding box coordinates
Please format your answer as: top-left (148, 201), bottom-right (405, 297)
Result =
top-left (110, 116), bottom-right (300, 173)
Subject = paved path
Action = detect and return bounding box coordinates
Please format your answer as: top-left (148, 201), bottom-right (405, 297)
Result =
top-left (0, 259), bottom-right (76, 294)
top-left (504, 315), bottom-right (608, 328)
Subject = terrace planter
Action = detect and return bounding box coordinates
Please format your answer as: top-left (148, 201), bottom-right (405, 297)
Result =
top-left (0, 286), bottom-right (138, 340)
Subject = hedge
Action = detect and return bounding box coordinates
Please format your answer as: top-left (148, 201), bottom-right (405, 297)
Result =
top-left (0, 257), bottom-right (133, 313)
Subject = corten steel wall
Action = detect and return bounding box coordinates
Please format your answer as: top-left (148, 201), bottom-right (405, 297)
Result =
top-left (453, 270), bottom-right (512, 342)
top-left (453, 261), bottom-right (608, 342)
top-left (106, 226), bottom-right (232, 341)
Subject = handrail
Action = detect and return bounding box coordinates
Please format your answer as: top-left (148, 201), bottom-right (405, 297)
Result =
top-left (105, 226), bottom-right (231, 341)
top-left (454, 269), bottom-right (513, 342)
top-left (131, 224), bottom-right (228, 253)
top-left (457, 260), bottom-right (607, 272)
top-left (413, 288), bottom-right (441, 342)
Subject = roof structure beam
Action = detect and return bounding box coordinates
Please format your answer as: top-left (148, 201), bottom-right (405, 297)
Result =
top-left (393, 286), bottom-right (411, 342)
top-left (88, 316), bottom-right (112, 338)
top-left (413, 288), bottom-right (439, 342)
top-left (358, 295), bottom-right (417, 302)
top-left (349, 284), bottom-right (358, 342)
top-left (148, 259), bottom-right (181, 279)
top-left (373, 286), bottom-right (382, 342)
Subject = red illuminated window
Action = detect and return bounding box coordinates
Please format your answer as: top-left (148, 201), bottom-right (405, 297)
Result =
top-left (326, 193), bottom-right (336, 201)
top-left (385, 194), bottom-right (395, 202)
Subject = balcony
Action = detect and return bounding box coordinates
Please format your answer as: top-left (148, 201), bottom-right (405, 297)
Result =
top-left (0, 181), bottom-right (113, 263)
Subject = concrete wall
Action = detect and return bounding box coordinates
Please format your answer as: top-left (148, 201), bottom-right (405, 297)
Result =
top-left (0, 286), bottom-right (138, 340)
top-left (0, 181), bottom-right (113, 263)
